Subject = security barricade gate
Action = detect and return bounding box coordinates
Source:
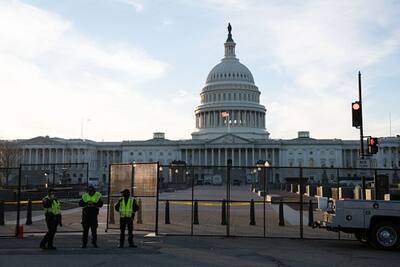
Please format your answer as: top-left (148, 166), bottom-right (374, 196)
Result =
top-left (0, 163), bottom-right (89, 237)
top-left (106, 163), bottom-right (158, 233)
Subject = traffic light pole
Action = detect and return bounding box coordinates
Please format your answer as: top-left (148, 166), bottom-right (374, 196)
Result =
top-left (358, 71), bottom-right (365, 159)
top-left (358, 72), bottom-right (366, 200)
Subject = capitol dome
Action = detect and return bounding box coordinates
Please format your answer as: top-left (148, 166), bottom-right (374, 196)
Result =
top-left (192, 24), bottom-right (269, 140)
top-left (206, 59), bottom-right (255, 84)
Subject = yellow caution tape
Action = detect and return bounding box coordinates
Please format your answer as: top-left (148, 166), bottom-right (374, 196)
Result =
top-left (169, 201), bottom-right (263, 207)
top-left (3, 200), bottom-right (43, 205)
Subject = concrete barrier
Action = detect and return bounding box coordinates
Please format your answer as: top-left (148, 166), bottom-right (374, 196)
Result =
top-left (365, 189), bottom-right (375, 200)
top-left (305, 185), bottom-right (317, 197)
top-left (339, 187), bottom-right (354, 199)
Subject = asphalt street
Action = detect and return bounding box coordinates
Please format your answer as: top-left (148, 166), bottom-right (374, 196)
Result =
top-left (0, 232), bottom-right (398, 267)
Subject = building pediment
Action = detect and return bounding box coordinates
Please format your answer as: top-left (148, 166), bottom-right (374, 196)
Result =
top-left (19, 136), bottom-right (65, 146)
top-left (206, 134), bottom-right (252, 145)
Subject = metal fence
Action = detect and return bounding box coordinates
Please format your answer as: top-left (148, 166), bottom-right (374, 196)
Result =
top-left (111, 162), bottom-right (399, 240)
top-left (106, 163), bottom-right (158, 233)
top-left (0, 163), bottom-right (89, 237)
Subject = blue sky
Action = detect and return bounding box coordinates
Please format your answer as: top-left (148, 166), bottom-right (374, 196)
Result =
top-left (0, 0), bottom-right (399, 141)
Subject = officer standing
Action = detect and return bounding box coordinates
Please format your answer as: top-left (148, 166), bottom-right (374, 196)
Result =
top-left (115, 189), bottom-right (139, 248)
top-left (79, 185), bottom-right (103, 248)
top-left (40, 189), bottom-right (62, 250)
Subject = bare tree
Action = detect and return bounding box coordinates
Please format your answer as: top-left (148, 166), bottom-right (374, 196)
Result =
top-left (0, 141), bottom-right (21, 186)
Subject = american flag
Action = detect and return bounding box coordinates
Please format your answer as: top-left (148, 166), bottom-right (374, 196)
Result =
top-left (221, 111), bottom-right (229, 118)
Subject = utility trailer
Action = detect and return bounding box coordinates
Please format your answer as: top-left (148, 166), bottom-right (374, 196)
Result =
top-left (313, 199), bottom-right (400, 250)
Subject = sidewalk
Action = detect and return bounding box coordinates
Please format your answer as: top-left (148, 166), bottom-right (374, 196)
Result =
top-left (0, 232), bottom-right (399, 267)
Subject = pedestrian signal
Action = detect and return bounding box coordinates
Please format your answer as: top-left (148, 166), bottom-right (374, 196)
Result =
top-left (367, 137), bottom-right (378, 154)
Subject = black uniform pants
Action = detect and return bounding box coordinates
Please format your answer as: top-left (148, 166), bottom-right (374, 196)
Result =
top-left (41, 216), bottom-right (58, 247)
top-left (120, 217), bottom-right (134, 246)
top-left (82, 221), bottom-right (98, 245)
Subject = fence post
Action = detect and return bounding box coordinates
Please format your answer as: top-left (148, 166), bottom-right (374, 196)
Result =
top-left (250, 199), bottom-right (256, 225)
top-left (226, 159), bottom-right (232, 237)
top-left (25, 199), bottom-right (32, 225)
top-left (15, 165), bottom-right (22, 237)
top-left (0, 201), bottom-right (4, 225)
top-left (279, 200), bottom-right (285, 226)
top-left (165, 200), bottom-right (170, 224)
top-left (299, 167), bottom-right (304, 239)
top-left (136, 198), bottom-right (143, 224)
top-left (308, 199), bottom-right (313, 227)
top-left (109, 198), bottom-right (115, 224)
top-left (221, 199), bottom-right (227, 225)
top-left (193, 200), bottom-right (199, 225)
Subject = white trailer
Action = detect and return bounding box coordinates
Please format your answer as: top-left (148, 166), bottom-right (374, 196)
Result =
top-left (314, 199), bottom-right (400, 250)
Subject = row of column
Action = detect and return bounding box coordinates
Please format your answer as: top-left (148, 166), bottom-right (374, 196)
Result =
top-left (201, 91), bottom-right (259, 104)
top-left (182, 148), bottom-right (278, 166)
top-left (342, 149), bottom-right (361, 168)
top-left (196, 110), bottom-right (265, 129)
top-left (20, 148), bottom-right (121, 167)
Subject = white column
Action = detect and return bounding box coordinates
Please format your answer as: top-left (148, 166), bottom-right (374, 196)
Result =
top-left (252, 148), bottom-right (255, 165)
top-left (231, 148), bottom-right (234, 166)
top-left (350, 149), bottom-right (353, 167)
top-left (29, 149), bottom-right (32, 164)
top-left (211, 149), bottom-right (214, 166)
top-left (238, 148), bottom-right (241, 166)
top-left (185, 149), bottom-right (188, 163)
top-left (225, 149), bottom-right (228, 165)
top-left (198, 149), bottom-right (201, 165)
top-left (205, 148), bottom-right (208, 165)
top-left (245, 149), bottom-right (248, 166)
top-left (258, 148), bottom-right (261, 160)
top-left (272, 149), bottom-right (275, 166)
top-left (218, 149), bottom-right (221, 165)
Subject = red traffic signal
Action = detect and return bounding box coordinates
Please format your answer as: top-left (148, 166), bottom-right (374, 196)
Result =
top-left (367, 137), bottom-right (378, 154)
top-left (352, 101), bottom-right (362, 127)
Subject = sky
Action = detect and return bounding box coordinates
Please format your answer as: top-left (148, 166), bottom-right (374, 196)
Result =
top-left (0, 0), bottom-right (399, 141)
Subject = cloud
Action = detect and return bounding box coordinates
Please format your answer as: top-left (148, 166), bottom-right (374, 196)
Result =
top-left (114, 0), bottom-right (144, 12)
top-left (0, 0), bottom-right (171, 140)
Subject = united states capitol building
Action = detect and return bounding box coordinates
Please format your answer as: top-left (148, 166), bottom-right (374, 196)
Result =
top-left (11, 25), bottom-right (400, 185)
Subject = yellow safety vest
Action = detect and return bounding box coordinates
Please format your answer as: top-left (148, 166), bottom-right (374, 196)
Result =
top-left (119, 197), bottom-right (134, 218)
top-left (82, 192), bottom-right (102, 203)
top-left (43, 196), bottom-right (61, 215)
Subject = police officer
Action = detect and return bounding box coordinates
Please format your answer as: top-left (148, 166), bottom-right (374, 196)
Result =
top-left (40, 189), bottom-right (62, 250)
top-left (115, 189), bottom-right (139, 248)
top-left (79, 185), bottom-right (103, 248)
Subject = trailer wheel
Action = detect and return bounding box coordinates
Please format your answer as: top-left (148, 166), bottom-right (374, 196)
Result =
top-left (370, 221), bottom-right (400, 250)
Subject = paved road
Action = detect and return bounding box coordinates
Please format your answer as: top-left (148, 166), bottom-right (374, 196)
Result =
top-left (0, 233), bottom-right (398, 267)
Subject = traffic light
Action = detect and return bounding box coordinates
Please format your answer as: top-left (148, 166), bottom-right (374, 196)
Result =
top-left (351, 101), bottom-right (362, 127)
top-left (367, 137), bottom-right (378, 154)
